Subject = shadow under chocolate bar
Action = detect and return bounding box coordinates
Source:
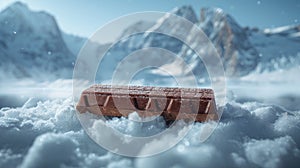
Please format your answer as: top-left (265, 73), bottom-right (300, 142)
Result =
top-left (76, 85), bottom-right (218, 122)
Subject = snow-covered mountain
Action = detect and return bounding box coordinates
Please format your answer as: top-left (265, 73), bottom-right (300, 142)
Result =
top-left (0, 2), bottom-right (76, 80)
top-left (0, 2), bottom-right (299, 81)
top-left (62, 32), bottom-right (87, 56)
top-left (95, 6), bottom-right (210, 83)
top-left (248, 25), bottom-right (300, 72)
top-left (198, 8), bottom-right (259, 76)
top-left (97, 5), bottom-right (300, 79)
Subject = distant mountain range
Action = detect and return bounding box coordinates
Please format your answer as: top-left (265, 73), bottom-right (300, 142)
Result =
top-left (0, 2), bottom-right (299, 81)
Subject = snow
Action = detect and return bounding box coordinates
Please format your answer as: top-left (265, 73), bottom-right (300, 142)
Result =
top-left (170, 6), bottom-right (198, 23)
top-left (1, 2), bottom-right (299, 81)
top-left (290, 32), bottom-right (300, 38)
top-left (0, 2), bottom-right (75, 81)
top-left (244, 136), bottom-right (300, 168)
top-left (198, 7), bottom-right (259, 76)
top-left (62, 32), bottom-right (87, 56)
top-left (21, 133), bottom-right (79, 168)
top-left (263, 25), bottom-right (297, 34)
top-left (249, 28), bottom-right (300, 72)
top-left (0, 2), bottom-right (300, 167)
top-left (0, 77), bottom-right (299, 167)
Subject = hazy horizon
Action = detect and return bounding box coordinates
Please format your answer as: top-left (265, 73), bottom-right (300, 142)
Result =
top-left (0, 0), bottom-right (299, 39)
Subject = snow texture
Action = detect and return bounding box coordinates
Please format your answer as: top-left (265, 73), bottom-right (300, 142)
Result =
top-left (0, 92), bottom-right (299, 168)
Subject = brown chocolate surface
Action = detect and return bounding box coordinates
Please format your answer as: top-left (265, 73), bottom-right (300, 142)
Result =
top-left (76, 85), bottom-right (218, 122)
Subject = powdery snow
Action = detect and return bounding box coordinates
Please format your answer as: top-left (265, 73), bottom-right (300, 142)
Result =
top-left (0, 95), bottom-right (299, 168)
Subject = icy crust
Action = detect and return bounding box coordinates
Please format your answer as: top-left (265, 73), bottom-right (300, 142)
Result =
top-left (0, 98), bottom-right (299, 168)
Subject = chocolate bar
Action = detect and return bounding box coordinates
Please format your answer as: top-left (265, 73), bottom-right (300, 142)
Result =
top-left (76, 85), bottom-right (218, 122)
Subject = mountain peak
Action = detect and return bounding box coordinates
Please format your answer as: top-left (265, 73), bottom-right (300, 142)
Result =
top-left (199, 7), bottom-right (244, 37)
top-left (200, 7), bottom-right (225, 17)
top-left (0, 1), bottom-right (74, 80)
top-left (200, 7), bottom-right (233, 24)
top-left (4, 1), bottom-right (29, 14)
top-left (8, 1), bottom-right (28, 8)
top-left (1, 1), bottom-right (60, 37)
top-left (172, 5), bottom-right (198, 23)
top-left (199, 7), bottom-right (259, 76)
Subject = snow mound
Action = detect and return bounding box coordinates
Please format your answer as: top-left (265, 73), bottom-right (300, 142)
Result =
top-left (0, 97), bottom-right (299, 167)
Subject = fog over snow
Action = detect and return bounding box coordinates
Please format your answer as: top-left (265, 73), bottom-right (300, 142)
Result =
top-left (1, 69), bottom-right (300, 168)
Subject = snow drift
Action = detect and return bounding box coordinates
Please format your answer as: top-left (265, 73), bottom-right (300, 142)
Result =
top-left (0, 92), bottom-right (299, 167)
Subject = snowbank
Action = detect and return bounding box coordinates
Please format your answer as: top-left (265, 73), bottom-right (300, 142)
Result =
top-left (0, 96), bottom-right (299, 168)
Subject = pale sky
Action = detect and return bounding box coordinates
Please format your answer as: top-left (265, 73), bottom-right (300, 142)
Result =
top-left (1, 0), bottom-right (299, 39)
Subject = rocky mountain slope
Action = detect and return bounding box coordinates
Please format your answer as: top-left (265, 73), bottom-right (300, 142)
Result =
top-left (0, 2), bottom-right (299, 81)
top-left (0, 2), bottom-right (75, 80)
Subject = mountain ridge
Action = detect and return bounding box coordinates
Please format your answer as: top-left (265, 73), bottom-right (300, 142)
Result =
top-left (0, 2), bottom-right (75, 80)
top-left (0, 2), bottom-right (299, 81)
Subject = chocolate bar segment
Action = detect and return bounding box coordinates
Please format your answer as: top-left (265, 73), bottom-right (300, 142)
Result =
top-left (76, 85), bottom-right (218, 122)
